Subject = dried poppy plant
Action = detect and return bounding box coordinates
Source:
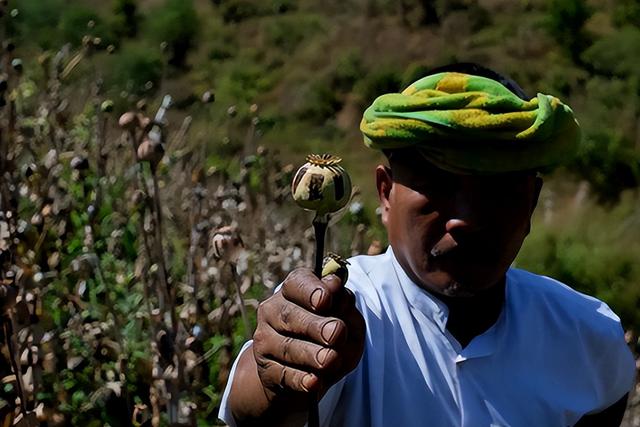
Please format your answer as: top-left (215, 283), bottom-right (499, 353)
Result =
top-left (291, 154), bottom-right (352, 427)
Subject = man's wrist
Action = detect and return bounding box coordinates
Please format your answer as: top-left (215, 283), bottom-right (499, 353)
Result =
top-left (229, 346), bottom-right (309, 427)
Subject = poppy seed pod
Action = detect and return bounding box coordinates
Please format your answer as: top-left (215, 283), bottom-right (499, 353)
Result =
top-left (202, 91), bottom-right (215, 104)
top-left (211, 226), bottom-right (244, 264)
top-left (137, 138), bottom-right (164, 169)
top-left (11, 58), bottom-right (22, 72)
top-left (291, 154), bottom-right (352, 215)
top-left (100, 100), bottom-right (114, 113)
top-left (321, 252), bottom-right (350, 284)
top-left (119, 112), bottom-right (139, 131)
top-left (137, 114), bottom-right (152, 132)
top-left (70, 156), bottom-right (89, 171)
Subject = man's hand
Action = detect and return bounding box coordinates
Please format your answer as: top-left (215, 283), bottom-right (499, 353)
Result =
top-left (228, 268), bottom-right (365, 426)
top-left (254, 268), bottom-right (365, 399)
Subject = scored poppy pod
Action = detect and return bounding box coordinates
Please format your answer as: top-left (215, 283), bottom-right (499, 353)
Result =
top-left (291, 154), bottom-right (352, 216)
top-left (211, 226), bottom-right (244, 264)
top-left (321, 252), bottom-right (350, 284)
top-left (137, 137), bottom-right (164, 170)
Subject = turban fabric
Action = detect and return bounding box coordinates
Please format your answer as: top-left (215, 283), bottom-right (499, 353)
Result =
top-left (360, 72), bottom-right (581, 174)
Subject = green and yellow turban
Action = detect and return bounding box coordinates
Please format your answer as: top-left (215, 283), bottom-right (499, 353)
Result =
top-left (360, 72), bottom-right (580, 174)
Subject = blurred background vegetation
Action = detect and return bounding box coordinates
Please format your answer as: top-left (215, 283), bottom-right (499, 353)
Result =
top-left (1, 0), bottom-right (640, 425)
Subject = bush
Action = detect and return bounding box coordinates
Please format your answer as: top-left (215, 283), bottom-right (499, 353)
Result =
top-left (5, 0), bottom-right (65, 49)
top-left (219, 0), bottom-right (262, 23)
top-left (297, 78), bottom-right (343, 122)
top-left (264, 14), bottom-right (323, 54)
top-left (330, 51), bottom-right (366, 93)
top-left (517, 192), bottom-right (640, 332)
top-left (612, 0), bottom-right (640, 28)
top-left (570, 130), bottom-right (640, 203)
top-left (354, 67), bottom-right (402, 108)
top-left (105, 44), bottom-right (163, 98)
top-left (581, 27), bottom-right (640, 79)
top-left (145, 0), bottom-right (199, 68)
top-left (59, 7), bottom-right (118, 48)
top-left (112, 0), bottom-right (140, 38)
top-left (545, 0), bottom-right (592, 61)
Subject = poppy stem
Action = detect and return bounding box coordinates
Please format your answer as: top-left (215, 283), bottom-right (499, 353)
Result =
top-left (313, 215), bottom-right (328, 278)
top-left (309, 214), bottom-right (328, 427)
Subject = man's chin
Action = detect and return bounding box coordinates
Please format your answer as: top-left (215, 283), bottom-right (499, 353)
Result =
top-left (421, 270), bottom-right (492, 298)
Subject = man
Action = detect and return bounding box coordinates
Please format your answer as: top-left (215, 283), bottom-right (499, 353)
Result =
top-left (218, 63), bottom-right (636, 426)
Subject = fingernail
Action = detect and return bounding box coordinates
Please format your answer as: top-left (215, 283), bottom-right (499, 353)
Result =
top-left (321, 320), bottom-right (338, 343)
top-left (302, 374), bottom-right (315, 391)
top-left (316, 348), bottom-right (331, 366)
top-left (310, 288), bottom-right (323, 310)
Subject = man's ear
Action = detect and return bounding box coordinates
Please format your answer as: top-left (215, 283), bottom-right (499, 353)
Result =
top-left (375, 165), bottom-right (393, 226)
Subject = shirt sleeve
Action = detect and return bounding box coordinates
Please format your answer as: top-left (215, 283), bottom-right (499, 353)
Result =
top-left (318, 376), bottom-right (347, 427)
top-left (217, 339), bottom-right (346, 427)
top-left (586, 302), bottom-right (637, 414)
top-left (218, 340), bottom-right (253, 427)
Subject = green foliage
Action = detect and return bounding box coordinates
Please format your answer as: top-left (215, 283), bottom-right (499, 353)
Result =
top-left (105, 43), bottom-right (163, 98)
top-left (612, 0), bottom-right (640, 28)
top-left (582, 27), bottom-right (640, 79)
top-left (517, 192), bottom-right (640, 332)
top-left (330, 51), bottom-right (366, 93)
top-left (217, 0), bottom-right (265, 23)
top-left (264, 14), bottom-right (323, 53)
top-left (112, 0), bottom-right (140, 38)
top-left (59, 7), bottom-right (116, 47)
top-left (545, 0), bottom-right (592, 60)
top-left (297, 78), bottom-right (343, 122)
top-left (354, 66), bottom-right (402, 108)
top-left (145, 0), bottom-right (199, 68)
top-left (401, 62), bottom-right (431, 89)
top-left (5, 0), bottom-right (65, 49)
top-left (572, 130), bottom-right (640, 203)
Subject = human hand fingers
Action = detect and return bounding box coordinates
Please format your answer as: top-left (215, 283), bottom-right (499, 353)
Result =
top-left (254, 354), bottom-right (320, 396)
top-left (281, 268), bottom-right (344, 314)
top-left (258, 291), bottom-right (347, 346)
top-left (254, 323), bottom-right (341, 375)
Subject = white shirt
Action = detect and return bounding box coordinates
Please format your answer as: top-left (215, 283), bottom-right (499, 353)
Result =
top-left (219, 247), bottom-right (635, 427)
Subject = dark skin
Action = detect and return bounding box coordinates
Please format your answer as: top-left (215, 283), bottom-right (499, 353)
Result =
top-left (228, 149), bottom-right (627, 426)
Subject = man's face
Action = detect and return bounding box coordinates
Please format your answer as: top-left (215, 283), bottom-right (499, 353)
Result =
top-left (376, 150), bottom-right (542, 297)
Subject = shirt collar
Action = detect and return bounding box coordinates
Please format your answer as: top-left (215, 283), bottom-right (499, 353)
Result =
top-left (388, 246), bottom-right (450, 333)
top-left (387, 245), bottom-right (509, 360)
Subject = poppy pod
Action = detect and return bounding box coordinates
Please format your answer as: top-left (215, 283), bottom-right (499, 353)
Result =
top-left (321, 252), bottom-right (350, 283)
top-left (211, 226), bottom-right (244, 264)
top-left (100, 100), bottom-right (114, 113)
top-left (137, 138), bottom-right (164, 169)
top-left (291, 154), bottom-right (352, 215)
top-left (118, 112), bottom-right (140, 131)
top-left (137, 114), bottom-right (152, 132)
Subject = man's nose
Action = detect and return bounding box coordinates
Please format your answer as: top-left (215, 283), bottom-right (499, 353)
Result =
top-left (444, 190), bottom-right (486, 233)
top-left (430, 199), bottom-right (486, 257)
